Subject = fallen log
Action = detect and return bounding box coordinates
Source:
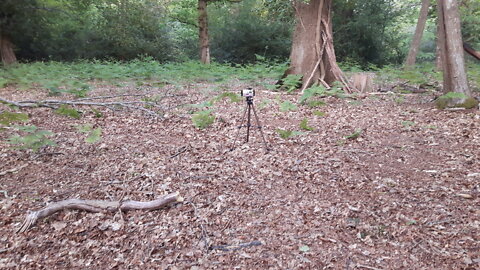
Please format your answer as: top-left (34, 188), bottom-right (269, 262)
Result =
top-left (17, 192), bottom-right (183, 233)
top-left (464, 42), bottom-right (480, 61)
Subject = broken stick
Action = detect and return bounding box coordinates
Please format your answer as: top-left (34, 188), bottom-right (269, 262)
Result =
top-left (17, 192), bottom-right (183, 233)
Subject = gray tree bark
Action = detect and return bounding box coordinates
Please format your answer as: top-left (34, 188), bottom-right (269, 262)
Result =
top-left (405, 0), bottom-right (430, 68)
top-left (437, 0), bottom-right (471, 98)
top-left (198, 0), bottom-right (210, 64)
top-left (285, 0), bottom-right (351, 92)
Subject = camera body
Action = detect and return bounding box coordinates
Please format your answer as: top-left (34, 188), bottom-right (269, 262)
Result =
top-left (240, 88), bottom-right (255, 98)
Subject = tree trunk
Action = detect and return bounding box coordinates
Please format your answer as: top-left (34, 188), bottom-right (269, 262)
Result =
top-left (286, 0), bottom-right (350, 92)
top-left (435, 16), bottom-right (443, 70)
top-left (0, 32), bottom-right (17, 65)
top-left (437, 0), bottom-right (471, 98)
top-left (405, 0), bottom-right (430, 68)
top-left (198, 0), bottom-right (211, 64)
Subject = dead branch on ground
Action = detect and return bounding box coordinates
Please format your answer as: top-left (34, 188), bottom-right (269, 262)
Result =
top-left (17, 192), bottom-right (183, 233)
top-left (0, 95), bottom-right (166, 116)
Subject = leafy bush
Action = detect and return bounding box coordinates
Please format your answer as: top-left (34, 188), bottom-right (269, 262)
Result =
top-left (209, 0), bottom-right (292, 63)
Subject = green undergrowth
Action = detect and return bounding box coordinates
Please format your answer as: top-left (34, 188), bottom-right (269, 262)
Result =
top-left (0, 58), bottom-right (288, 94)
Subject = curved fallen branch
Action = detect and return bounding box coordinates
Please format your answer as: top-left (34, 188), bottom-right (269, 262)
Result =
top-left (17, 192), bottom-right (183, 233)
top-left (0, 96), bottom-right (164, 116)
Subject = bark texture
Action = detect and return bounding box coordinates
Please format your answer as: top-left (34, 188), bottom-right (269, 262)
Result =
top-left (198, 0), bottom-right (211, 64)
top-left (286, 0), bottom-right (350, 92)
top-left (405, 0), bottom-right (430, 68)
top-left (437, 0), bottom-right (470, 97)
top-left (0, 32), bottom-right (17, 65)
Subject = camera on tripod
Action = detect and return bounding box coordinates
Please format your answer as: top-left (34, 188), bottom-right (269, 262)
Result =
top-left (240, 88), bottom-right (255, 98)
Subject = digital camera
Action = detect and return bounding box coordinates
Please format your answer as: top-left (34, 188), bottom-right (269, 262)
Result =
top-left (240, 88), bottom-right (255, 97)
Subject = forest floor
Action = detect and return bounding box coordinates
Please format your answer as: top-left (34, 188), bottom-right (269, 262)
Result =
top-left (0, 79), bottom-right (479, 270)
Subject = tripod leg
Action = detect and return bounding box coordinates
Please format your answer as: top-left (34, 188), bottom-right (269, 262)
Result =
top-left (250, 103), bottom-right (269, 150)
top-left (246, 103), bottom-right (252, 142)
top-left (231, 103), bottom-right (248, 150)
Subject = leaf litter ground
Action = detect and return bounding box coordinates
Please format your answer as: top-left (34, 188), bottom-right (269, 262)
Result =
top-left (0, 81), bottom-right (479, 269)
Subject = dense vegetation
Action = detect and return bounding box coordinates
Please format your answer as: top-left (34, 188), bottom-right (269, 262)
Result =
top-left (1, 0), bottom-right (478, 65)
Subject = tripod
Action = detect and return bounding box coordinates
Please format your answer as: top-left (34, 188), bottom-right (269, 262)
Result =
top-left (232, 96), bottom-right (269, 150)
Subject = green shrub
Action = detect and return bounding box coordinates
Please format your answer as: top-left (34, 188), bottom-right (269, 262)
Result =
top-left (192, 110), bottom-right (215, 129)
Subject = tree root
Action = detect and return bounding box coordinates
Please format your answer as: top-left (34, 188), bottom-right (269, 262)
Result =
top-left (17, 192), bottom-right (183, 233)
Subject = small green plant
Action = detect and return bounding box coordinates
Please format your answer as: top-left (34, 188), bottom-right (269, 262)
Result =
top-left (0, 111), bottom-right (29, 126)
top-left (76, 124), bottom-right (102, 143)
top-left (401, 121), bottom-right (415, 128)
top-left (299, 118), bottom-right (314, 131)
top-left (276, 129), bottom-right (304, 139)
top-left (313, 111), bottom-right (327, 117)
top-left (279, 74), bottom-right (302, 93)
top-left (7, 125), bottom-right (56, 152)
top-left (394, 96), bottom-right (405, 104)
top-left (345, 128), bottom-right (363, 140)
top-left (280, 101), bottom-right (298, 112)
top-left (192, 110), bottom-right (215, 129)
top-left (91, 108), bottom-right (103, 118)
top-left (423, 125), bottom-right (437, 129)
top-left (307, 100), bottom-right (327, 108)
top-left (299, 85), bottom-right (326, 104)
top-left (257, 99), bottom-right (271, 110)
top-left (55, 105), bottom-right (82, 119)
top-left (214, 92), bottom-right (242, 103)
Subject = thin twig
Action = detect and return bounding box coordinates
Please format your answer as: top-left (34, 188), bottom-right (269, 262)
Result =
top-left (0, 164), bottom-right (28, 176)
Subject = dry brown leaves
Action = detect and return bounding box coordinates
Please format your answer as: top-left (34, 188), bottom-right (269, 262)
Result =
top-left (0, 82), bottom-right (479, 269)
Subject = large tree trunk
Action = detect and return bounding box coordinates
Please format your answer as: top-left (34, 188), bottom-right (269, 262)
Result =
top-left (0, 32), bottom-right (17, 65)
top-left (405, 0), bottom-right (430, 68)
top-left (286, 0), bottom-right (350, 92)
top-left (437, 0), bottom-right (470, 98)
top-left (198, 0), bottom-right (211, 64)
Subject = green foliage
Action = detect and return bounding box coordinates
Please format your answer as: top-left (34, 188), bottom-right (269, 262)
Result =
top-left (0, 60), bottom-right (287, 91)
top-left (401, 121), bottom-right (415, 128)
top-left (275, 129), bottom-right (304, 139)
top-left (307, 100), bottom-right (327, 108)
top-left (209, 0), bottom-right (292, 63)
top-left (3, 0), bottom-right (175, 62)
top-left (192, 110), bottom-right (215, 129)
top-left (345, 129), bottom-right (363, 140)
top-left (278, 74), bottom-right (302, 93)
top-left (299, 84), bottom-right (345, 105)
top-left (313, 111), bottom-right (327, 117)
top-left (0, 111), bottom-right (29, 126)
top-left (299, 86), bottom-right (326, 104)
top-left (279, 101), bottom-right (297, 112)
top-left (214, 92), bottom-right (242, 103)
top-left (299, 118), bottom-right (314, 131)
top-left (55, 105), bottom-right (82, 119)
top-left (6, 125), bottom-right (56, 152)
top-left (76, 124), bottom-right (102, 143)
top-left (333, 0), bottom-right (404, 66)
